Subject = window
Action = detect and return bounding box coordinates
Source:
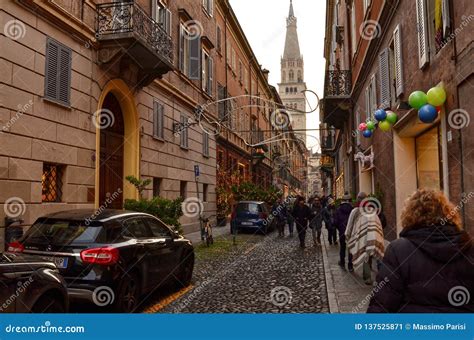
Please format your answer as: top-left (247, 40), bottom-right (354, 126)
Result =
top-left (44, 38), bottom-right (71, 106)
top-left (351, 3), bottom-right (357, 56)
top-left (216, 26), bottom-right (222, 53)
top-left (231, 48), bottom-right (236, 70)
top-left (201, 50), bottom-right (213, 95)
top-left (365, 75), bottom-right (377, 120)
top-left (217, 84), bottom-right (227, 121)
top-left (145, 217), bottom-right (172, 238)
top-left (122, 218), bottom-right (152, 239)
top-left (153, 100), bottom-right (164, 139)
top-left (203, 184), bottom-right (208, 202)
top-left (297, 70), bottom-right (302, 82)
top-left (42, 163), bottom-right (64, 202)
top-left (153, 1), bottom-right (172, 35)
top-left (180, 181), bottom-right (187, 198)
top-left (180, 114), bottom-right (189, 148)
top-left (202, 131), bottom-right (209, 157)
top-left (179, 24), bottom-right (200, 79)
top-left (238, 60), bottom-right (243, 83)
top-left (379, 48), bottom-right (391, 109)
top-left (434, 0), bottom-right (451, 53)
top-left (416, 0), bottom-right (429, 68)
top-left (153, 177), bottom-right (162, 197)
top-left (416, 126), bottom-right (443, 190)
top-left (202, 0), bottom-right (213, 16)
top-left (282, 71), bottom-right (286, 82)
top-left (289, 70), bottom-right (294, 81)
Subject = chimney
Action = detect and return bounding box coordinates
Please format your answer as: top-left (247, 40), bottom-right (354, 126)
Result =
top-left (262, 68), bottom-right (269, 81)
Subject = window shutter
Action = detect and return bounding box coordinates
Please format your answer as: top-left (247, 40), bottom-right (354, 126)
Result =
top-left (152, 0), bottom-right (157, 22)
top-left (370, 75), bottom-right (377, 114)
top-left (364, 87), bottom-right (370, 120)
top-left (379, 48), bottom-right (390, 109)
top-left (45, 39), bottom-right (59, 101)
top-left (216, 26), bottom-right (221, 52)
top-left (203, 131), bottom-right (209, 156)
top-left (416, 0), bottom-right (429, 68)
top-left (58, 46), bottom-right (71, 104)
top-left (201, 52), bottom-right (207, 90)
top-left (45, 38), bottom-right (71, 106)
top-left (393, 24), bottom-right (404, 97)
top-left (189, 37), bottom-right (200, 79)
top-left (153, 101), bottom-right (164, 139)
top-left (179, 26), bottom-right (185, 72)
top-left (165, 9), bottom-right (172, 35)
top-left (208, 57), bottom-right (213, 95)
top-left (209, 0), bottom-right (214, 16)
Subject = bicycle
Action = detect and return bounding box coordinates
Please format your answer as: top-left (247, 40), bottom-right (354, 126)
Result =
top-left (199, 214), bottom-right (214, 247)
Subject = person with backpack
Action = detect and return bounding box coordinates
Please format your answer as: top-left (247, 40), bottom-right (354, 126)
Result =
top-left (333, 193), bottom-right (354, 270)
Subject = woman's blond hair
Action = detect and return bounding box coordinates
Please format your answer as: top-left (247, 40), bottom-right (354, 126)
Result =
top-left (401, 189), bottom-right (462, 230)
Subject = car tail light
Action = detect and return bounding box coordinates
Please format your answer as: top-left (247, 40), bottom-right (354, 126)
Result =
top-left (7, 241), bottom-right (24, 253)
top-left (259, 212), bottom-right (268, 219)
top-left (80, 247), bottom-right (119, 265)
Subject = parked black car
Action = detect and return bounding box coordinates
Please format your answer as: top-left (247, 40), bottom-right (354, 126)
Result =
top-left (230, 201), bottom-right (274, 234)
top-left (0, 253), bottom-right (68, 313)
top-left (7, 209), bottom-right (195, 312)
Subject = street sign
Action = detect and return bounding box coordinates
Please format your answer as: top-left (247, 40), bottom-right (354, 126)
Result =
top-left (194, 165), bottom-right (200, 177)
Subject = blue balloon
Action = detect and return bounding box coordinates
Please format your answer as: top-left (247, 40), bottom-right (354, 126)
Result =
top-left (362, 129), bottom-right (373, 138)
top-left (418, 104), bottom-right (438, 123)
top-left (374, 109), bottom-right (387, 122)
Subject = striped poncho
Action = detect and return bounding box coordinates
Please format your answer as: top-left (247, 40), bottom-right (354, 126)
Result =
top-left (345, 208), bottom-right (385, 268)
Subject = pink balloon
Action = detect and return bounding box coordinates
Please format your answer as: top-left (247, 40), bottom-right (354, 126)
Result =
top-left (358, 123), bottom-right (367, 131)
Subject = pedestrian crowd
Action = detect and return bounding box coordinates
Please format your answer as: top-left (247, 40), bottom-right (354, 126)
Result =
top-left (270, 188), bottom-right (473, 313)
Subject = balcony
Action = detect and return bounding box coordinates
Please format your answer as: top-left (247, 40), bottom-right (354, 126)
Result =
top-left (96, 1), bottom-right (174, 85)
top-left (321, 70), bottom-right (352, 129)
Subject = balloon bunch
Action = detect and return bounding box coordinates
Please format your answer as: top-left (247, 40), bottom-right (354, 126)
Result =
top-left (408, 86), bottom-right (446, 123)
top-left (358, 109), bottom-right (398, 138)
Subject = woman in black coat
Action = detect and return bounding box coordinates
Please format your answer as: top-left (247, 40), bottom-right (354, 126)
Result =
top-left (367, 189), bottom-right (474, 313)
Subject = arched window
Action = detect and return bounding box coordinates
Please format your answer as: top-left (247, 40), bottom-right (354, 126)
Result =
top-left (282, 71), bottom-right (286, 82)
top-left (289, 70), bottom-right (294, 81)
top-left (285, 87), bottom-right (289, 93)
top-left (297, 70), bottom-right (302, 82)
top-left (294, 87), bottom-right (297, 93)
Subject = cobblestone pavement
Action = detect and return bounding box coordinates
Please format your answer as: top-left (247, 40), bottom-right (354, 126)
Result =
top-left (159, 231), bottom-right (329, 313)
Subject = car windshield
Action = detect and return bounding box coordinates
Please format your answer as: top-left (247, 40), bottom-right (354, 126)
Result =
top-left (236, 203), bottom-right (260, 213)
top-left (23, 219), bottom-right (104, 245)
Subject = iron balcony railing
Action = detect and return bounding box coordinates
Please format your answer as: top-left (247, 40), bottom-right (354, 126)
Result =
top-left (96, 1), bottom-right (173, 65)
top-left (324, 70), bottom-right (351, 97)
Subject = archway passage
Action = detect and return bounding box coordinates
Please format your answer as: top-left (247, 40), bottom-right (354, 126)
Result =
top-left (99, 93), bottom-right (124, 209)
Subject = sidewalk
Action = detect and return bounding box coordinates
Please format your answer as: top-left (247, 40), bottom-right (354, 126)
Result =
top-left (184, 223), bottom-right (231, 245)
top-left (320, 229), bottom-right (374, 313)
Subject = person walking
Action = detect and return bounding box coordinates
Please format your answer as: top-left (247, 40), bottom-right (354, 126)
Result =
top-left (322, 198), bottom-right (337, 245)
top-left (272, 196), bottom-right (287, 237)
top-left (333, 193), bottom-right (354, 270)
top-left (345, 192), bottom-right (385, 285)
top-left (292, 196), bottom-right (312, 248)
top-left (368, 189), bottom-right (474, 313)
top-left (286, 197), bottom-right (295, 237)
top-left (309, 197), bottom-right (324, 246)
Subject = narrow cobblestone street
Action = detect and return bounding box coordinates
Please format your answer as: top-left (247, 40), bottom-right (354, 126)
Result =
top-left (155, 231), bottom-right (329, 313)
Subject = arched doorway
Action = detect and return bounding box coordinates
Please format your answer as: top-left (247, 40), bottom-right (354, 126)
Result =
top-left (99, 93), bottom-right (124, 209)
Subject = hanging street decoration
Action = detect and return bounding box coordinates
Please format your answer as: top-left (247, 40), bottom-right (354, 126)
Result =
top-left (408, 90), bottom-right (428, 110)
top-left (366, 120), bottom-right (376, 131)
top-left (386, 111), bottom-right (398, 124)
top-left (374, 109), bottom-right (387, 122)
top-left (362, 129), bottom-right (373, 138)
top-left (418, 104), bottom-right (438, 123)
top-left (407, 85), bottom-right (447, 124)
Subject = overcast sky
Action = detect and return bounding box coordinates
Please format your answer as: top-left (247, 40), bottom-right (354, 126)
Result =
top-left (230, 0), bottom-right (327, 151)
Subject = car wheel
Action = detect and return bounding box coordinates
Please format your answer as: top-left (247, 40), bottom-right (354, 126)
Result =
top-left (114, 272), bottom-right (140, 313)
top-left (177, 251), bottom-right (194, 288)
top-left (31, 294), bottom-right (65, 313)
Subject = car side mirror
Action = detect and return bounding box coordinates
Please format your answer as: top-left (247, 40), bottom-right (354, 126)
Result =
top-left (173, 230), bottom-right (180, 238)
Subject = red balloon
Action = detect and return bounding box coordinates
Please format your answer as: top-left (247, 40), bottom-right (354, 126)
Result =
top-left (436, 106), bottom-right (442, 113)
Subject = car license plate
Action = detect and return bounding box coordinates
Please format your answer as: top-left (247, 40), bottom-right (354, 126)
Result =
top-left (45, 256), bottom-right (68, 269)
top-left (241, 222), bottom-right (253, 226)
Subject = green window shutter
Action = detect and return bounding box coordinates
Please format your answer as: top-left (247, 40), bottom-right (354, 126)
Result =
top-left (379, 48), bottom-right (390, 109)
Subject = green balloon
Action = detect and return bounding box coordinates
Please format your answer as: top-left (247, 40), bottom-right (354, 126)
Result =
top-left (379, 120), bottom-right (391, 132)
top-left (386, 111), bottom-right (398, 124)
top-left (409, 91), bottom-right (427, 109)
top-left (366, 120), bottom-right (376, 131)
top-left (427, 87), bottom-right (446, 106)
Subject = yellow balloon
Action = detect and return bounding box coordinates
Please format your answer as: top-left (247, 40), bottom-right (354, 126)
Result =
top-left (427, 87), bottom-right (446, 107)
